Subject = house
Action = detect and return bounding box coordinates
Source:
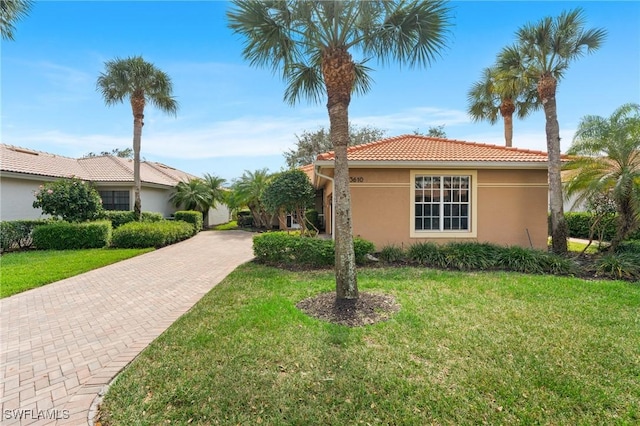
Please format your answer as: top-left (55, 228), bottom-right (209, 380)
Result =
top-left (0, 144), bottom-right (230, 226)
top-left (309, 135), bottom-right (551, 250)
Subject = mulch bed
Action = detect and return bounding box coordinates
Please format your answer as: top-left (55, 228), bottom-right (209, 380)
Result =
top-left (296, 291), bottom-right (400, 327)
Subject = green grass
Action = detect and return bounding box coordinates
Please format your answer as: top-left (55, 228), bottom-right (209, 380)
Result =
top-left (99, 264), bottom-right (640, 425)
top-left (0, 248), bottom-right (153, 298)
top-left (568, 240), bottom-right (603, 254)
top-left (212, 220), bottom-right (239, 231)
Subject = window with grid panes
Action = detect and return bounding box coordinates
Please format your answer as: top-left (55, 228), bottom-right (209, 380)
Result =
top-left (414, 175), bottom-right (470, 231)
top-left (99, 190), bottom-right (130, 211)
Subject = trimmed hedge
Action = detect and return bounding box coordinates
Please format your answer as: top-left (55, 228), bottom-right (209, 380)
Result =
top-left (100, 210), bottom-right (164, 228)
top-left (562, 212), bottom-right (640, 241)
top-left (174, 211), bottom-right (203, 235)
top-left (111, 220), bottom-right (194, 248)
top-left (253, 232), bottom-right (375, 267)
top-left (32, 220), bottom-right (112, 250)
top-left (0, 219), bottom-right (48, 252)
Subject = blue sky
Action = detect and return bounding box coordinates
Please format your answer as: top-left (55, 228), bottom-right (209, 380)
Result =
top-left (2, 1), bottom-right (639, 183)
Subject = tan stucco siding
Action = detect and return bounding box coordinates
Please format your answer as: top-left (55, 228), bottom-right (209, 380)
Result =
top-left (319, 167), bottom-right (548, 250)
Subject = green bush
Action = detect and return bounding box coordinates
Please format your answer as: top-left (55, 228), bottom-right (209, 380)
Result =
top-left (379, 244), bottom-right (406, 263)
top-left (32, 177), bottom-right (103, 222)
top-left (252, 232), bottom-right (374, 267)
top-left (615, 240), bottom-right (640, 255)
top-left (594, 253), bottom-right (640, 281)
top-left (174, 211), bottom-right (203, 235)
top-left (563, 212), bottom-right (640, 241)
top-left (32, 221), bottom-right (112, 250)
top-left (100, 210), bottom-right (164, 228)
top-left (496, 246), bottom-right (546, 274)
top-left (0, 220), bottom-right (48, 252)
top-left (111, 221), bottom-right (194, 248)
top-left (407, 242), bottom-right (445, 266)
top-left (441, 242), bottom-right (500, 271)
top-left (237, 211), bottom-right (254, 228)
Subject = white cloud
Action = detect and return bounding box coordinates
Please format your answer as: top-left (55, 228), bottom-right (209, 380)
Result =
top-left (351, 106), bottom-right (471, 132)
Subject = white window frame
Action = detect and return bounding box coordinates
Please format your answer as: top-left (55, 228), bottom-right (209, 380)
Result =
top-left (410, 170), bottom-right (478, 239)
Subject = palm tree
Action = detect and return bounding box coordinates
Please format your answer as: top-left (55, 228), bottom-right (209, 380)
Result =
top-left (170, 179), bottom-right (211, 212)
top-left (1, 0), bottom-right (33, 40)
top-left (228, 0), bottom-right (451, 300)
top-left (202, 173), bottom-right (227, 210)
top-left (502, 8), bottom-right (606, 254)
top-left (96, 56), bottom-right (178, 220)
top-left (564, 103), bottom-right (640, 251)
top-left (467, 60), bottom-right (538, 147)
top-left (231, 168), bottom-right (273, 229)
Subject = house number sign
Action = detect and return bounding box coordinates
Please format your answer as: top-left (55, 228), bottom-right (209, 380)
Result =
top-left (349, 176), bottom-right (364, 183)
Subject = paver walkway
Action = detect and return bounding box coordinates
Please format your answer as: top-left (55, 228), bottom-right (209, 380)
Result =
top-left (0, 231), bottom-right (254, 425)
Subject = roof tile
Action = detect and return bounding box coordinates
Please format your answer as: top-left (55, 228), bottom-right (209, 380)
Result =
top-left (1, 144), bottom-right (197, 186)
top-left (316, 135), bottom-right (552, 163)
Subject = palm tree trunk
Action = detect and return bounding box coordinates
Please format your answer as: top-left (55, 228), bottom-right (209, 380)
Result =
top-left (330, 103), bottom-right (358, 299)
top-left (131, 95), bottom-right (145, 221)
top-left (132, 117), bottom-right (143, 220)
top-left (500, 99), bottom-right (515, 147)
top-left (538, 74), bottom-right (568, 255)
top-left (323, 47), bottom-right (358, 300)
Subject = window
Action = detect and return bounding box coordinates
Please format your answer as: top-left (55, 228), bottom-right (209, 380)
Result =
top-left (99, 190), bottom-right (130, 211)
top-left (286, 213), bottom-right (301, 229)
top-left (411, 171), bottom-right (476, 238)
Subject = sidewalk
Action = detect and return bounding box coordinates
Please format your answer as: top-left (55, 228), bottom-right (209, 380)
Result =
top-left (0, 231), bottom-right (254, 425)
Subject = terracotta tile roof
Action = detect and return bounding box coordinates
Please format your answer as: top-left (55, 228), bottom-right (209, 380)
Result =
top-left (315, 134), bottom-right (552, 163)
top-left (1, 144), bottom-right (197, 186)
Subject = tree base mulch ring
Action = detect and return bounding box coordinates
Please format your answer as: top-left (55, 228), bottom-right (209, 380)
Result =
top-left (296, 292), bottom-right (400, 327)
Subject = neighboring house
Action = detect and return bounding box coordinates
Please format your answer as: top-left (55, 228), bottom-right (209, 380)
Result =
top-left (0, 144), bottom-right (230, 226)
top-left (308, 135), bottom-right (551, 250)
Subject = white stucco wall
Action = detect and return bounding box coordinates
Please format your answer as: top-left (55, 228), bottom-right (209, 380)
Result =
top-left (0, 176), bottom-right (51, 220)
top-left (140, 186), bottom-right (176, 217)
top-left (206, 204), bottom-right (232, 227)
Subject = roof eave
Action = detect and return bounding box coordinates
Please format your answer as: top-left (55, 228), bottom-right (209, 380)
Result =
top-left (314, 160), bottom-right (550, 169)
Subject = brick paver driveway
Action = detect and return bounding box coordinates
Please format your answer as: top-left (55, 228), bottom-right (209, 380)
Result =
top-left (0, 231), bottom-right (254, 425)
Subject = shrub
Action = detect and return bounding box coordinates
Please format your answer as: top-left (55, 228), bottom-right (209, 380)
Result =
top-left (252, 232), bottom-right (374, 267)
top-left (594, 253), bottom-right (640, 280)
top-left (441, 242), bottom-right (500, 271)
top-left (305, 209), bottom-right (320, 231)
top-left (1, 220), bottom-right (49, 251)
top-left (497, 246), bottom-right (546, 274)
top-left (563, 212), bottom-right (640, 241)
top-left (32, 221), bottom-right (112, 250)
top-left (407, 242), bottom-right (445, 266)
top-left (615, 240), bottom-right (640, 255)
top-left (237, 211), bottom-right (254, 228)
top-left (379, 244), bottom-right (406, 263)
top-left (541, 253), bottom-right (578, 276)
top-left (100, 210), bottom-right (165, 228)
top-left (174, 211), bottom-right (203, 235)
top-left (111, 221), bottom-right (194, 248)
top-left (32, 177), bottom-right (103, 222)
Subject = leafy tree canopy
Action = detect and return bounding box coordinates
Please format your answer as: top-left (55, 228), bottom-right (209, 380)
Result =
top-left (261, 169), bottom-right (315, 233)
top-left (413, 125), bottom-right (447, 138)
top-left (284, 124), bottom-right (386, 168)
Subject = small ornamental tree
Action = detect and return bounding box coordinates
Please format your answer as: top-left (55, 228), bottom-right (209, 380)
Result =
top-left (33, 177), bottom-right (103, 222)
top-left (261, 169), bottom-right (315, 234)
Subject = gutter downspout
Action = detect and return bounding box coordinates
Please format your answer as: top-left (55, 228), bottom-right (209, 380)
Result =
top-left (314, 165), bottom-right (335, 241)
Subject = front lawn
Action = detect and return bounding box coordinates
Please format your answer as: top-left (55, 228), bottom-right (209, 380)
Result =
top-left (98, 264), bottom-right (640, 425)
top-left (0, 248), bottom-right (153, 298)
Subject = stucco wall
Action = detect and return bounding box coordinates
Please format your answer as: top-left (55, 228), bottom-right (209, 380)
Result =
top-left (0, 176), bottom-right (50, 220)
top-left (320, 167), bottom-right (549, 250)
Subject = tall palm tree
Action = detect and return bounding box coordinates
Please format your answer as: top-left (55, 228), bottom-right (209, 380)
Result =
top-left (97, 56), bottom-right (178, 220)
top-left (231, 168), bottom-right (273, 229)
top-left (1, 0), bottom-right (33, 40)
top-left (467, 60), bottom-right (538, 147)
top-left (228, 0), bottom-right (451, 300)
top-left (203, 173), bottom-right (227, 210)
top-left (564, 103), bottom-right (640, 251)
top-left (502, 8), bottom-right (606, 254)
